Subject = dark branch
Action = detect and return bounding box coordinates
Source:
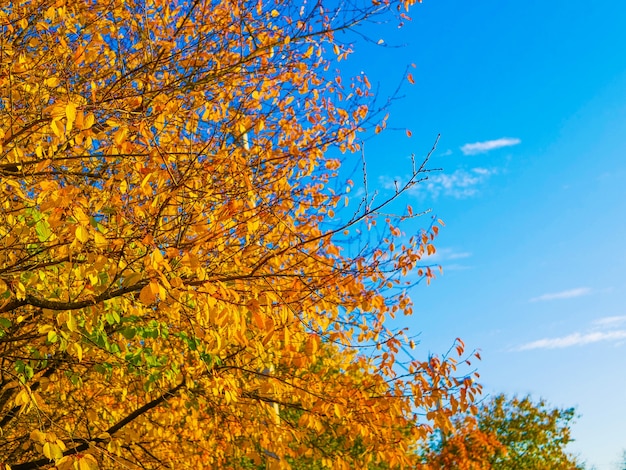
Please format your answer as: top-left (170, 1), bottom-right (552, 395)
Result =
top-left (9, 379), bottom-right (186, 470)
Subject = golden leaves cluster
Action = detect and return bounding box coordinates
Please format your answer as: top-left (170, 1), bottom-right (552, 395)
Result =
top-left (0, 1), bottom-right (477, 469)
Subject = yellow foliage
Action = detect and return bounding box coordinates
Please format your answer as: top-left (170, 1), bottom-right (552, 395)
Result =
top-left (0, 0), bottom-right (474, 469)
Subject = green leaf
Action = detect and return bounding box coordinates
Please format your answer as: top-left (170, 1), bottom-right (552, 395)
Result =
top-left (47, 330), bottom-right (58, 343)
top-left (121, 327), bottom-right (136, 339)
top-left (35, 218), bottom-right (52, 241)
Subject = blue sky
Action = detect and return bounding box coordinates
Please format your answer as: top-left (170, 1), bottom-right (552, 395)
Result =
top-left (336, 1), bottom-right (626, 468)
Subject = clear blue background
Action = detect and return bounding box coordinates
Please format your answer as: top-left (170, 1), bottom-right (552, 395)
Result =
top-left (338, 1), bottom-right (626, 468)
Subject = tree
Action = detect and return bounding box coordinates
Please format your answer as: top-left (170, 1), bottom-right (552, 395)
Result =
top-left (422, 394), bottom-right (585, 469)
top-left (478, 394), bottom-right (584, 469)
top-left (0, 0), bottom-right (482, 469)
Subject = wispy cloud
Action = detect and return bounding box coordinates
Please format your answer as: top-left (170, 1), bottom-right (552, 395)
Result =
top-left (592, 315), bottom-right (626, 327)
top-left (529, 287), bottom-right (591, 302)
top-left (447, 251), bottom-right (472, 260)
top-left (515, 312), bottom-right (626, 351)
top-left (420, 168), bottom-right (496, 198)
top-left (461, 138), bottom-right (521, 155)
top-left (423, 247), bottom-right (471, 262)
top-left (517, 331), bottom-right (626, 351)
top-left (421, 248), bottom-right (473, 272)
top-left (380, 167), bottom-right (496, 200)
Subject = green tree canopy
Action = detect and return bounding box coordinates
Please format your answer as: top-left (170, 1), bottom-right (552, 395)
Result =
top-left (419, 393), bottom-right (585, 469)
top-left (476, 394), bottom-right (584, 470)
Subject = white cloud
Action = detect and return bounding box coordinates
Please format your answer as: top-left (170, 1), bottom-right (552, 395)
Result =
top-left (529, 287), bottom-right (591, 302)
top-left (423, 247), bottom-right (472, 263)
top-left (423, 248), bottom-right (472, 264)
top-left (421, 248), bottom-right (473, 272)
top-left (592, 315), bottom-right (626, 327)
top-left (380, 167), bottom-right (496, 200)
top-left (447, 251), bottom-right (472, 260)
top-left (420, 168), bottom-right (495, 198)
top-left (460, 138), bottom-right (521, 155)
top-left (517, 331), bottom-right (626, 351)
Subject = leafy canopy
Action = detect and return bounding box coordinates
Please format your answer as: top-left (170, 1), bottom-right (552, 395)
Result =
top-left (420, 394), bottom-right (585, 470)
top-left (0, 0), bottom-right (480, 468)
top-left (476, 394), bottom-right (584, 470)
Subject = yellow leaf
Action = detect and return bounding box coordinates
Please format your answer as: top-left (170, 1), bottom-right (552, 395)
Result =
top-left (30, 429), bottom-right (46, 443)
top-left (75, 225), bottom-right (89, 243)
top-left (283, 326), bottom-right (290, 346)
top-left (70, 342), bottom-right (83, 361)
top-left (149, 279), bottom-right (160, 295)
top-left (151, 249), bottom-right (164, 267)
top-left (50, 119), bottom-right (64, 138)
top-left (84, 112), bottom-right (95, 129)
top-left (55, 456), bottom-right (75, 470)
top-left (47, 330), bottom-right (58, 343)
top-left (15, 281), bottom-right (26, 300)
top-left (77, 454), bottom-right (98, 470)
top-left (113, 127), bottom-right (128, 146)
top-left (334, 403), bottom-right (342, 419)
top-left (93, 231), bottom-right (107, 247)
top-left (14, 389), bottom-right (29, 406)
top-left (50, 103), bottom-right (66, 118)
top-left (44, 77), bottom-right (59, 88)
top-left (66, 313), bottom-right (77, 332)
top-left (73, 207), bottom-right (90, 225)
top-left (42, 441), bottom-right (63, 459)
top-left (65, 102), bottom-right (77, 132)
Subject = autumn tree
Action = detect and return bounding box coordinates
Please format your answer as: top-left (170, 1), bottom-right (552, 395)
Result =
top-left (0, 0), bottom-right (480, 468)
top-left (421, 394), bottom-right (585, 470)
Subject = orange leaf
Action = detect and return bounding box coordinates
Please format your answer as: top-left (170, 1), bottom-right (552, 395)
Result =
top-left (139, 284), bottom-right (156, 305)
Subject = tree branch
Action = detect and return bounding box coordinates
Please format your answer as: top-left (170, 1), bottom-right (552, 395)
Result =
top-left (9, 379), bottom-right (186, 470)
